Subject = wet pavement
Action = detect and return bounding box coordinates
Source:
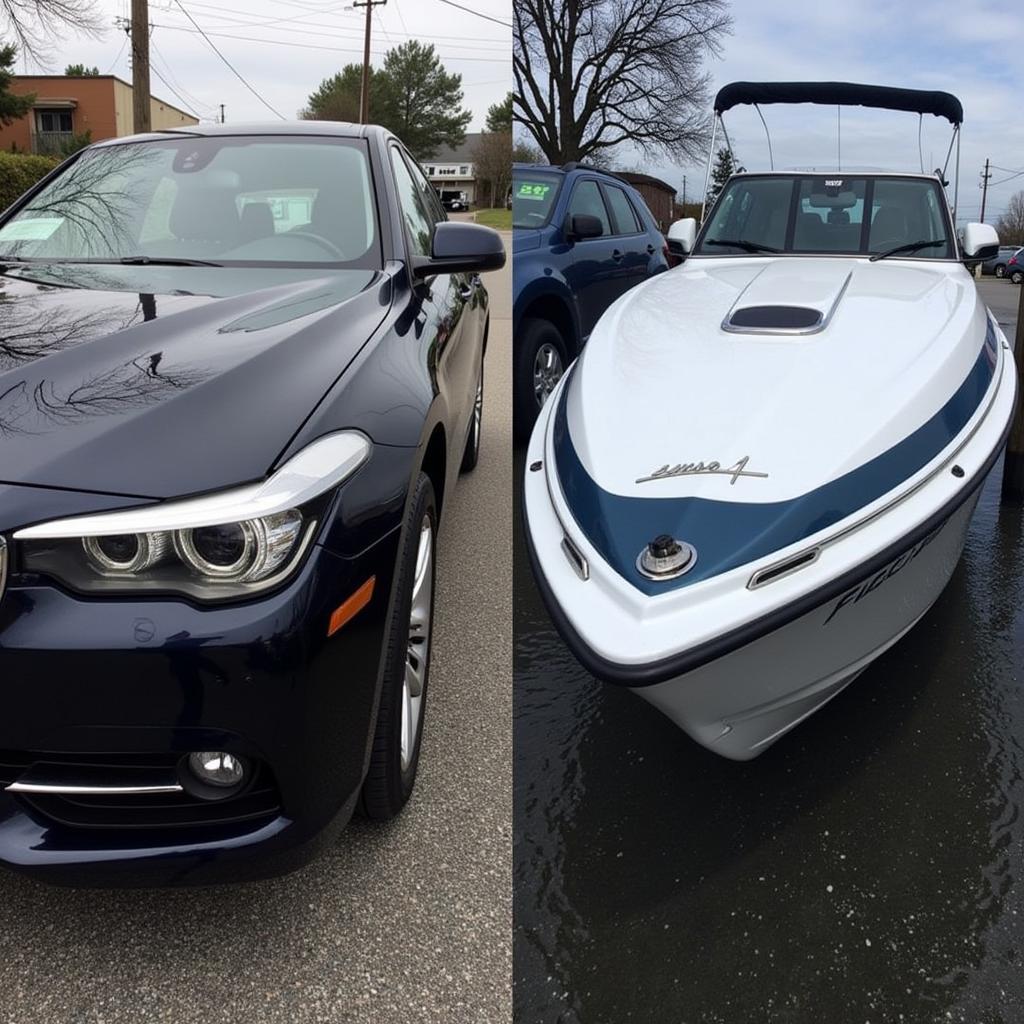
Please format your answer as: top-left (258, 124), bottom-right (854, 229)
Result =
top-left (514, 276), bottom-right (1024, 1023)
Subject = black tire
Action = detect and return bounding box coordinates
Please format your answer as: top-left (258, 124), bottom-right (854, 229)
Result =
top-left (514, 317), bottom-right (568, 445)
top-left (996, 264), bottom-right (1006, 278)
top-left (460, 356), bottom-right (483, 473)
top-left (360, 473), bottom-right (438, 819)
top-left (1012, 271), bottom-right (1023, 285)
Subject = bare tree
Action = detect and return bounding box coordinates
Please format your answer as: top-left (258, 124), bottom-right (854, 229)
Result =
top-left (513, 0), bottom-right (731, 164)
top-left (472, 131), bottom-right (512, 208)
top-left (995, 191), bottom-right (1024, 247)
top-left (1, 0), bottom-right (104, 66)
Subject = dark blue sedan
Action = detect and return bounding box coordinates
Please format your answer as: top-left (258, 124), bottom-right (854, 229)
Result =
top-left (512, 162), bottom-right (669, 440)
top-left (0, 122), bottom-right (503, 886)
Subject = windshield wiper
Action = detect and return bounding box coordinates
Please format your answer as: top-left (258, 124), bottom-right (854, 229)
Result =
top-left (704, 238), bottom-right (781, 254)
top-left (117, 256), bottom-right (222, 267)
top-left (869, 239), bottom-right (946, 262)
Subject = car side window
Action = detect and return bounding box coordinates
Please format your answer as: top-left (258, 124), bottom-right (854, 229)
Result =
top-left (567, 180), bottom-right (611, 236)
top-left (603, 185), bottom-right (641, 235)
top-left (390, 147), bottom-right (436, 257)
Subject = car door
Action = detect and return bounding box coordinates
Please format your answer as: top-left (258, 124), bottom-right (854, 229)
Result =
top-left (562, 178), bottom-right (629, 341)
top-left (601, 182), bottom-right (657, 291)
top-left (390, 146), bottom-right (477, 459)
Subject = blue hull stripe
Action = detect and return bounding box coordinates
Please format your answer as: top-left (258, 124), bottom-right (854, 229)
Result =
top-left (554, 323), bottom-right (998, 596)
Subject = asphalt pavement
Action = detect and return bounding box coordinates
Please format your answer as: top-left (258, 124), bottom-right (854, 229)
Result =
top-left (0, 244), bottom-right (513, 1024)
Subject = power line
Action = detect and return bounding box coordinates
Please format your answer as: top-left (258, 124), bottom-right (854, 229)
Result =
top-left (156, 9), bottom-right (508, 51)
top-left (151, 20), bottom-right (512, 60)
top-left (158, 0), bottom-right (507, 44)
top-left (106, 32), bottom-right (129, 74)
top-left (151, 38), bottom-right (218, 116)
top-left (148, 56), bottom-right (202, 119)
top-left (171, 0), bottom-right (285, 119)
top-left (431, 0), bottom-right (511, 29)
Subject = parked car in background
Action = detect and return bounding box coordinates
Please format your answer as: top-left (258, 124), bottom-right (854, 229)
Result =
top-left (512, 162), bottom-right (670, 441)
top-left (0, 121), bottom-right (504, 886)
top-left (1007, 249), bottom-right (1024, 284)
top-left (982, 244), bottom-right (1021, 277)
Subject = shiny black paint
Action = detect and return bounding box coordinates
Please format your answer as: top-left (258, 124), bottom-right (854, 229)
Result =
top-left (0, 122), bottom-right (501, 884)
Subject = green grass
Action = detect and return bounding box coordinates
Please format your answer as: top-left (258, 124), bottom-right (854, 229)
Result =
top-left (474, 208), bottom-right (512, 230)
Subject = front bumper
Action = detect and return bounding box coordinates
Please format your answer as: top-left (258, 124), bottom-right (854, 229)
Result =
top-left (0, 530), bottom-right (399, 887)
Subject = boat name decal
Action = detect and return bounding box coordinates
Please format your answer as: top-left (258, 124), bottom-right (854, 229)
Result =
top-left (824, 524), bottom-right (942, 625)
top-left (636, 455), bottom-right (768, 486)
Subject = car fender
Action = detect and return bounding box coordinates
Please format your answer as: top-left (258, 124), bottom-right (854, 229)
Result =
top-left (513, 270), bottom-right (581, 354)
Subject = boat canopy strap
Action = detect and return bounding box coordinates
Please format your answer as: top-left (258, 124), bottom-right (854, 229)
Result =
top-left (713, 82), bottom-right (963, 125)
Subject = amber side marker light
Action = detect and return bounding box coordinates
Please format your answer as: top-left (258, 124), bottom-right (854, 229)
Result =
top-left (328, 576), bottom-right (376, 636)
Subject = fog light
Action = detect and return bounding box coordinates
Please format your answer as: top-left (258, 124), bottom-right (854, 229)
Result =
top-left (188, 751), bottom-right (245, 788)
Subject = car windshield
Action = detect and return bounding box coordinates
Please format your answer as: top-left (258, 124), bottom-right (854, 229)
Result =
top-left (0, 135), bottom-right (380, 267)
top-left (694, 174), bottom-right (955, 259)
top-left (512, 170), bottom-right (563, 229)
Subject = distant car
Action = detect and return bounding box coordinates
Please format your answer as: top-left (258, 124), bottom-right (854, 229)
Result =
top-left (982, 245), bottom-right (1021, 277)
top-left (1007, 249), bottom-right (1024, 284)
top-left (511, 162), bottom-right (669, 440)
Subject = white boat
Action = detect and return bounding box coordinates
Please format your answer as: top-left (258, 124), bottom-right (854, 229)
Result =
top-left (523, 82), bottom-right (1016, 760)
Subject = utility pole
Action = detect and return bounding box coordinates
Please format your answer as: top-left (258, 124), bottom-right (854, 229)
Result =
top-left (220, 103), bottom-right (225, 124)
top-left (681, 175), bottom-right (686, 208)
top-left (351, 0), bottom-right (387, 125)
top-left (980, 158), bottom-right (992, 223)
top-left (130, 0), bottom-right (151, 134)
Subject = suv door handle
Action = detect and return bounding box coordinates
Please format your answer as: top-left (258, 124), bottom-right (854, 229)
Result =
top-left (611, 249), bottom-right (624, 262)
top-left (646, 244), bottom-right (656, 254)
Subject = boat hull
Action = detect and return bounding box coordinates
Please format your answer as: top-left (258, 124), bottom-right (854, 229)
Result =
top-left (633, 487), bottom-right (979, 759)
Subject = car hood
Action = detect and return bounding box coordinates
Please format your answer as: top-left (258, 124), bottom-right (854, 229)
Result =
top-left (0, 262), bottom-right (388, 499)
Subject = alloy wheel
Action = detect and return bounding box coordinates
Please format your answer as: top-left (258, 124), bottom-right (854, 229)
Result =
top-left (533, 342), bottom-right (564, 408)
top-left (996, 265), bottom-right (1006, 278)
top-left (401, 515), bottom-right (433, 771)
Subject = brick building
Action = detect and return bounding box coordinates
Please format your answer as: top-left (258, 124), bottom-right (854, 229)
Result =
top-left (0, 75), bottom-right (198, 155)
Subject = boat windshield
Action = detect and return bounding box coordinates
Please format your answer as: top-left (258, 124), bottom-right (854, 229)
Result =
top-left (694, 174), bottom-right (955, 260)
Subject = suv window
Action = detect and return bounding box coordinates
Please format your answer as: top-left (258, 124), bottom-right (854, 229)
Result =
top-left (567, 180), bottom-right (610, 236)
top-left (603, 185), bottom-right (641, 235)
top-left (390, 147), bottom-right (436, 257)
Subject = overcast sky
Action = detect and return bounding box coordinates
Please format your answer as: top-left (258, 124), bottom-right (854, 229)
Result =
top-left (635, 0), bottom-right (1024, 227)
top-left (22, 0), bottom-right (511, 131)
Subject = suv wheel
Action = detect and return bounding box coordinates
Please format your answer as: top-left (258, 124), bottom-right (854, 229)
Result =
top-left (1012, 270), bottom-right (1023, 285)
top-left (515, 317), bottom-right (568, 443)
top-left (996, 264), bottom-right (1006, 278)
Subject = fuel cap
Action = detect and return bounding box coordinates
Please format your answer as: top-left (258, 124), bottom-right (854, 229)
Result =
top-left (637, 534), bottom-right (696, 580)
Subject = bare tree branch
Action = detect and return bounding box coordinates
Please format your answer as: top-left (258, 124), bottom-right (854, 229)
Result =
top-left (513, 0), bottom-right (731, 164)
top-left (1, 0), bottom-right (104, 67)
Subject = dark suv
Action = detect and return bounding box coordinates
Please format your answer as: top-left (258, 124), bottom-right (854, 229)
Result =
top-left (512, 162), bottom-right (669, 440)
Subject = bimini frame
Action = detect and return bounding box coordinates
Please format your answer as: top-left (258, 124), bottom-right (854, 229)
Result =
top-left (700, 81), bottom-right (964, 223)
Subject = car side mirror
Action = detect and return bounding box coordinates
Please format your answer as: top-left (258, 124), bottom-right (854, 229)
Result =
top-left (666, 217), bottom-right (697, 256)
top-left (411, 221), bottom-right (506, 280)
top-left (962, 222), bottom-right (999, 264)
top-left (566, 213), bottom-right (604, 241)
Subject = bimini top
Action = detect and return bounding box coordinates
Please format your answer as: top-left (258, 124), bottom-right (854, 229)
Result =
top-left (713, 81), bottom-right (963, 125)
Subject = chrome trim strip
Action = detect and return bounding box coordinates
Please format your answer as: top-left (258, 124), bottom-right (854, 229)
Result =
top-left (7, 781), bottom-right (183, 795)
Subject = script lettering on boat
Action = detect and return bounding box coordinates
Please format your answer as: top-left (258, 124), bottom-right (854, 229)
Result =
top-left (636, 455), bottom-right (769, 486)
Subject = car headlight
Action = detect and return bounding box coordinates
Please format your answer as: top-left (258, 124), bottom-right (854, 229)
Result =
top-left (15, 431), bottom-right (371, 601)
